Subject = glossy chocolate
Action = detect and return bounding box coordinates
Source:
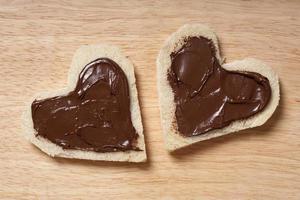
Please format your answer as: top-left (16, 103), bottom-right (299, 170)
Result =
top-left (32, 58), bottom-right (140, 152)
top-left (168, 37), bottom-right (271, 137)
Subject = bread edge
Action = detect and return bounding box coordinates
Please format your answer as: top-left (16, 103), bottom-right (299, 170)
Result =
top-left (22, 44), bottom-right (147, 162)
top-left (157, 24), bottom-right (280, 151)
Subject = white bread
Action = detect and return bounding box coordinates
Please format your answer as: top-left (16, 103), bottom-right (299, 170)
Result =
top-left (22, 44), bottom-right (146, 162)
top-left (157, 24), bottom-right (280, 151)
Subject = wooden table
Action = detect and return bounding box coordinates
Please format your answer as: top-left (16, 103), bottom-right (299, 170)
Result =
top-left (1, 0), bottom-right (299, 199)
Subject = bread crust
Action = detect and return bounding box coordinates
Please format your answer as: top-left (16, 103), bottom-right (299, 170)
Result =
top-left (23, 44), bottom-right (146, 162)
top-left (157, 24), bottom-right (280, 151)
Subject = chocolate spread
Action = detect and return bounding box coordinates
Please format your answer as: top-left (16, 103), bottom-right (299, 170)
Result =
top-left (32, 58), bottom-right (140, 152)
top-left (168, 37), bottom-right (271, 137)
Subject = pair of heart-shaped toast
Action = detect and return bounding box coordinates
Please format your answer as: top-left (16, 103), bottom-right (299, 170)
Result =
top-left (23, 24), bottom-right (280, 162)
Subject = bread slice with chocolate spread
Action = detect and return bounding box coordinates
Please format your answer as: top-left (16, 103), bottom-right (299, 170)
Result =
top-left (23, 44), bottom-right (146, 162)
top-left (157, 24), bottom-right (280, 151)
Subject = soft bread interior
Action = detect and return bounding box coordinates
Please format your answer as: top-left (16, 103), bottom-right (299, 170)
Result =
top-left (23, 44), bottom-right (146, 162)
top-left (157, 24), bottom-right (280, 151)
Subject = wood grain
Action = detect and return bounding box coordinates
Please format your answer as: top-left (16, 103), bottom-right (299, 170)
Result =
top-left (0, 0), bottom-right (299, 199)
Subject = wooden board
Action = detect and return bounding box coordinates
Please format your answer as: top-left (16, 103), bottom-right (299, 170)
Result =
top-left (1, 0), bottom-right (299, 199)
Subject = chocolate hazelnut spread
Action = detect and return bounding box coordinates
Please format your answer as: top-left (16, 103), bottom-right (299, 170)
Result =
top-left (168, 37), bottom-right (271, 137)
top-left (32, 58), bottom-right (140, 152)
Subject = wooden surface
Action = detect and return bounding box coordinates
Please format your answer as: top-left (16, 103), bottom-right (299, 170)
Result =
top-left (1, 0), bottom-right (300, 199)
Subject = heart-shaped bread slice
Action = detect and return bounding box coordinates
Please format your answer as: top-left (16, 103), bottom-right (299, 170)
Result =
top-left (23, 44), bottom-right (146, 162)
top-left (157, 24), bottom-right (280, 151)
